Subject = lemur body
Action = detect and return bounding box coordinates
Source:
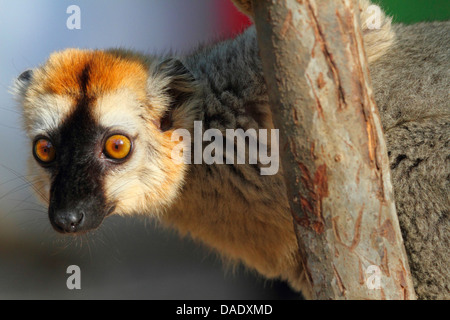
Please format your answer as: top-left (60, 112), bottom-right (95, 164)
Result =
top-left (13, 1), bottom-right (449, 299)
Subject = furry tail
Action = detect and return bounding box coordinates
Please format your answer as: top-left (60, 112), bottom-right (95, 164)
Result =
top-left (359, 0), bottom-right (396, 63)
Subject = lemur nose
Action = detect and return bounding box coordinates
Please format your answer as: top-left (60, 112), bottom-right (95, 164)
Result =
top-left (53, 210), bottom-right (85, 233)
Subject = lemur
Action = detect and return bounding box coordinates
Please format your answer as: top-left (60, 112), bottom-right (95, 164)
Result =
top-left (12, 0), bottom-right (449, 299)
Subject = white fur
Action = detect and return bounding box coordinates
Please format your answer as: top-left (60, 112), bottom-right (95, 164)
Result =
top-left (23, 94), bottom-right (73, 138)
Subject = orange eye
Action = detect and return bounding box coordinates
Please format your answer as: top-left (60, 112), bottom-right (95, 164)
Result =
top-left (104, 135), bottom-right (132, 160)
top-left (34, 138), bottom-right (56, 164)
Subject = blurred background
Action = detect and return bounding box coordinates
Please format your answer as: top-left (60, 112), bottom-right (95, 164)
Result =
top-left (0, 0), bottom-right (448, 300)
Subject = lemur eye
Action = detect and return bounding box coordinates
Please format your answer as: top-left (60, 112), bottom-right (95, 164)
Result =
top-left (104, 135), bottom-right (132, 160)
top-left (33, 138), bottom-right (56, 164)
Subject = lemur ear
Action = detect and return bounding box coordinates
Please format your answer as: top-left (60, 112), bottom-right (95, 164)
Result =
top-left (155, 58), bottom-right (197, 131)
top-left (13, 69), bottom-right (34, 100)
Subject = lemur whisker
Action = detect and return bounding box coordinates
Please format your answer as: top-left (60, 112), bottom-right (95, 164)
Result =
top-left (0, 106), bottom-right (21, 115)
top-left (0, 123), bottom-right (22, 130)
top-left (8, 198), bottom-right (47, 209)
top-left (0, 173), bottom-right (42, 187)
top-left (0, 164), bottom-right (49, 203)
top-left (5, 192), bottom-right (45, 217)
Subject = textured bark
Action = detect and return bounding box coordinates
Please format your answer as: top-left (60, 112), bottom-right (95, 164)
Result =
top-left (252, 0), bottom-right (416, 299)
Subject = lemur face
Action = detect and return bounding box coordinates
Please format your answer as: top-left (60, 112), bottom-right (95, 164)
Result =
top-left (14, 49), bottom-right (195, 234)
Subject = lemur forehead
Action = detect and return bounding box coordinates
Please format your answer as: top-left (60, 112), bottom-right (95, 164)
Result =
top-left (37, 48), bottom-right (149, 101)
top-left (24, 49), bottom-right (150, 137)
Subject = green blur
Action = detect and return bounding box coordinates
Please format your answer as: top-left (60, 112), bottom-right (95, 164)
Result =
top-left (373, 0), bottom-right (449, 23)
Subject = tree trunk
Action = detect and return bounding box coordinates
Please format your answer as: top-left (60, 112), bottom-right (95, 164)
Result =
top-left (252, 0), bottom-right (416, 299)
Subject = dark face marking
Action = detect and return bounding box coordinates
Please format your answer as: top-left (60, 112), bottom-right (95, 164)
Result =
top-left (46, 63), bottom-right (114, 234)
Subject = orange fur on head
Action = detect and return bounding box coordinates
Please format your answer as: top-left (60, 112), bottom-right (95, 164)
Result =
top-left (38, 49), bottom-right (149, 101)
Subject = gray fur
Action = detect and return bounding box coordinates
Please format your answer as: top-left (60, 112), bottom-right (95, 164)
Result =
top-left (371, 22), bottom-right (450, 299)
top-left (183, 29), bottom-right (267, 131)
top-left (180, 21), bottom-right (449, 299)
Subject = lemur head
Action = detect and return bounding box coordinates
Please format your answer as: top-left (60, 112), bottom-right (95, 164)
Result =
top-left (13, 49), bottom-right (198, 234)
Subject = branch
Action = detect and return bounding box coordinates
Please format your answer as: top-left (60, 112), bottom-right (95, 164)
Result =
top-left (252, 0), bottom-right (416, 299)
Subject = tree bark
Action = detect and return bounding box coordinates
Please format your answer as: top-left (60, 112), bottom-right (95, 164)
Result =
top-left (252, 0), bottom-right (416, 299)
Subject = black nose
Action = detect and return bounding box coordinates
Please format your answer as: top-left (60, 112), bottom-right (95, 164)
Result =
top-left (52, 210), bottom-right (85, 233)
